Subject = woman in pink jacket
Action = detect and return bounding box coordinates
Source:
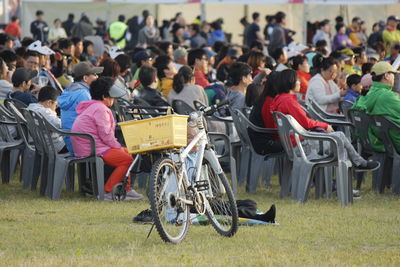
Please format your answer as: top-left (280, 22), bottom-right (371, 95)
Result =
top-left (71, 77), bottom-right (143, 201)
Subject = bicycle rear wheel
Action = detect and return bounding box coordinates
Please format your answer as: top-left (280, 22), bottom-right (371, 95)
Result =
top-left (204, 162), bottom-right (238, 237)
top-left (149, 157), bottom-right (190, 243)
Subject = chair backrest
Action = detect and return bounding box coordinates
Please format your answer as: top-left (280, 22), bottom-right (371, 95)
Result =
top-left (308, 98), bottom-right (344, 119)
top-left (0, 103), bottom-right (16, 142)
top-left (230, 109), bottom-right (254, 151)
top-left (272, 112), bottom-right (297, 161)
top-left (348, 109), bottom-right (376, 153)
top-left (373, 115), bottom-right (400, 157)
top-left (6, 103), bottom-right (31, 148)
top-left (22, 109), bottom-right (48, 154)
top-left (4, 98), bottom-right (27, 111)
top-left (172, 99), bottom-right (195, 115)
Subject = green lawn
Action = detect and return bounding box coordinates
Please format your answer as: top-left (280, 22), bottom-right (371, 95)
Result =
top-left (1, 174), bottom-right (400, 267)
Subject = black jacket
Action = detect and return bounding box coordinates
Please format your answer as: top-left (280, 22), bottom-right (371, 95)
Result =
top-left (138, 87), bottom-right (169, 107)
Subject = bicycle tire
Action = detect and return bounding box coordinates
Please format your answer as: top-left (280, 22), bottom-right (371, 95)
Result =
top-left (149, 157), bottom-right (190, 243)
top-left (204, 162), bottom-right (238, 237)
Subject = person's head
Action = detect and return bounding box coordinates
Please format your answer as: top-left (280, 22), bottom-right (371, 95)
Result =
top-left (173, 65), bottom-right (194, 93)
top-left (353, 47), bottom-right (367, 66)
top-left (114, 54), bottom-right (131, 75)
top-left (291, 55), bottom-right (309, 73)
top-left (335, 16), bottom-right (344, 25)
top-left (139, 65), bottom-right (157, 88)
top-left (158, 41), bottom-right (173, 57)
top-left (67, 13), bottom-right (74, 21)
top-left (36, 10), bottom-right (44, 20)
top-left (346, 74), bottom-right (362, 93)
top-left (226, 47), bottom-right (239, 65)
top-left (247, 51), bottom-right (265, 70)
top-left (319, 20), bottom-right (330, 34)
top-left (90, 76), bottom-right (123, 107)
top-left (316, 40), bottom-right (328, 56)
top-left (83, 40), bottom-right (94, 56)
top-left (335, 23), bottom-right (346, 34)
top-left (362, 62), bottom-right (373, 75)
top-left (188, 48), bottom-right (208, 73)
top-left (10, 16), bottom-right (19, 23)
top-left (314, 54), bottom-right (338, 80)
top-left (71, 37), bottom-right (83, 57)
top-left (189, 23), bottom-right (201, 37)
top-left (372, 22), bottom-right (381, 33)
top-left (361, 73), bottom-right (373, 93)
top-left (153, 55), bottom-right (177, 79)
top-left (134, 50), bottom-right (153, 68)
top-left (72, 61), bottom-right (103, 85)
top-left (390, 43), bottom-right (400, 58)
top-left (210, 20), bottom-right (222, 31)
top-left (54, 18), bottom-right (62, 28)
top-left (0, 33), bottom-right (14, 49)
top-left (387, 15), bottom-right (399, 29)
top-left (260, 71), bottom-right (279, 100)
top-left (275, 11), bottom-right (286, 25)
top-left (266, 15), bottom-right (275, 24)
top-left (145, 15), bottom-right (154, 28)
top-left (229, 62), bottom-right (252, 87)
top-left (252, 12), bottom-right (260, 23)
top-left (118, 14), bottom-right (125, 23)
top-left (276, 69), bottom-right (299, 94)
top-left (38, 85), bottom-right (60, 111)
top-left (245, 83), bottom-right (263, 107)
top-left (58, 38), bottom-right (74, 55)
top-left (271, 48), bottom-right (288, 64)
top-left (99, 58), bottom-right (120, 78)
top-left (371, 61), bottom-right (396, 86)
top-left (173, 48), bottom-right (188, 65)
top-left (0, 58), bottom-right (8, 80)
top-left (341, 48), bottom-right (355, 66)
top-left (375, 42), bottom-right (386, 60)
top-left (23, 51), bottom-right (40, 71)
top-left (12, 68), bottom-right (36, 91)
top-left (0, 50), bottom-right (17, 72)
top-left (352, 17), bottom-right (361, 28)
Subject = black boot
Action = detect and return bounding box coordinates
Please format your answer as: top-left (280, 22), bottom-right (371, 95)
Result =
top-left (255, 204), bottom-right (276, 223)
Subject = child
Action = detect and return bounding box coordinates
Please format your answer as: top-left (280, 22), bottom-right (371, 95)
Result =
top-left (343, 74), bottom-right (362, 105)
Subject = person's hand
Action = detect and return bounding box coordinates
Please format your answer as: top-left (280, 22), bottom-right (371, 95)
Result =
top-left (30, 84), bottom-right (42, 95)
top-left (326, 125), bottom-right (334, 133)
top-left (260, 68), bottom-right (272, 75)
top-left (340, 88), bottom-right (347, 96)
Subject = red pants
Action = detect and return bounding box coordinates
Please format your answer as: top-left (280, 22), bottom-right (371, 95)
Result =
top-left (101, 147), bottom-right (133, 192)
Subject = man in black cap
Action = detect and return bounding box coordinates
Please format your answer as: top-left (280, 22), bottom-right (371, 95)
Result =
top-left (9, 68), bottom-right (39, 105)
top-left (383, 15), bottom-right (400, 57)
top-left (58, 61), bottom-right (103, 153)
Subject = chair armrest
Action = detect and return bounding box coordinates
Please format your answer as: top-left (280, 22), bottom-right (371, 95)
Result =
top-left (210, 114), bottom-right (233, 122)
top-left (208, 132), bottom-right (230, 158)
top-left (0, 120), bottom-right (17, 125)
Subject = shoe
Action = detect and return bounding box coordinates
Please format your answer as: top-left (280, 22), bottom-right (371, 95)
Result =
top-left (257, 204), bottom-right (276, 223)
top-left (125, 189), bottom-right (144, 200)
top-left (104, 193), bottom-right (113, 201)
top-left (133, 209), bottom-right (153, 224)
top-left (353, 191), bottom-right (362, 199)
top-left (355, 160), bottom-right (380, 172)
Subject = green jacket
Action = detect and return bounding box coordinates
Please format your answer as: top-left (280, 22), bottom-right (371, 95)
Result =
top-left (353, 81), bottom-right (400, 152)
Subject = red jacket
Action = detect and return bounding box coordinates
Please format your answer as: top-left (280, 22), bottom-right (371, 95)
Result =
top-left (194, 70), bottom-right (210, 88)
top-left (296, 70), bottom-right (311, 98)
top-left (4, 22), bottom-right (21, 39)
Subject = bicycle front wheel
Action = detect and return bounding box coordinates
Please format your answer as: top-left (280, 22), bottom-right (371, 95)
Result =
top-left (204, 162), bottom-right (238, 237)
top-left (149, 157), bottom-right (190, 243)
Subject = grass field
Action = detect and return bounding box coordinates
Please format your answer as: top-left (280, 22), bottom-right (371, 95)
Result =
top-left (1, 174), bottom-right (400, 267)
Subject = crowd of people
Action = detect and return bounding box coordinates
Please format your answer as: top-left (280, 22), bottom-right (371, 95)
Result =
top-left (1, 8), bottom-right (400, 201)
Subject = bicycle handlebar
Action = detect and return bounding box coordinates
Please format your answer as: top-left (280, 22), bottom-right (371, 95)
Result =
top-left (201, 99), bottom-right (230, 116)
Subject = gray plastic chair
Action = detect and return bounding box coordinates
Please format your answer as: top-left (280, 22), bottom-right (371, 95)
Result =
top-left (25, 109), bottom-right (105, 200)
top-left (373, 115), bottom-right (400, 195)
top-left (308, 99), bottom-right (345, 120)
top-left (273, 112), bottom-right (354, 206)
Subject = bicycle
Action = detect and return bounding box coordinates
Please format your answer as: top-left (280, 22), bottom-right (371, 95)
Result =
top-left (148, 100), bottom-right (239, 243)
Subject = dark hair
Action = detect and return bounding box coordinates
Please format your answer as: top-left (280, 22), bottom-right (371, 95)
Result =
top-left (247, 51), bottom-right (265, 69)
top-left (58, 38), bottom-right (73, 50)
top-left (391, 43), bottom-right (400, 51)
top-left (15, 47), bottom-right (26, 58)
top-left (372, 73), bottom-right (384, 82)
top-left (335, 23), bottom-right (345, 33)
top-left (252, 12), bottom-right (260, 21)
top-left (139, 66), bottom-right (157, 87)
top-left (11, 16), bottom-right (18, 22)
top-left (173, 65), bottom-right (194, 93)
top-left (190, 24), bottom-right (200, 34)
top-left (362, 62), bottom-right (373, 75)
top-left (319, 20), bottom-right (328, 28)
top-left (275, 11), bottom-right (286, 23)
top-left (290, 55), bottom-right (308, 70)
top-left (229, 62), bottom-right (252, 86)
top-left (313, 54), bottom-right (337, 73)
top-left (264, 56), bottom-right (274, 70)
top-left (23, 50), bottom-right (39, 60)
top-left (271, 48), bottom-right (284, 61)
top-left (36, 10), bottom-right (44, 16)
top-left (71, 37), bottom-right (82, 46)
top-left (276, 69), bottom-right (298, 94)
top-left (335, 16), bottom-right (344, 24)
top-left (260, 71), bottom-right (279, 99)
top-left (250, 40), bottom-right (263, 51)
top-left (352, 17), bottom-right (360, 23)
top-left (99, 58), bottom-right (120, 78)
top-left (68, 13), bottom-right (74, 20)
top-left (21, 37), bottom-right (34, 48)
top-left (153, 55), bottom-right (172, 79)
top-left (210, 20), bottom-right (222, 31)
top-left (245, 83), bottom-right (262, 107)
top-left (0, 50), bottom-right (17, 64)
top-left (188, 48), bottom-right (206, 66)
top-left (158, 41), bottom-right (173, 56)
top-left (315, 39), bottom-right (327, 48)
top-left (114, 54), bottom-right (131, 73)
top-left (118, 15), bottom-right (125, 22)
top-left (346, 74), bottom-right (361, 88)
top-left (83, 40), bottom-right (94, 54)
top-left (38, 86), bottom-right (60, 102)
top-left (90, 76), bottom-right (114, 100)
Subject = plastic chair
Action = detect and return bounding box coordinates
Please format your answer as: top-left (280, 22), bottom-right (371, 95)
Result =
top-left (24, 109), bottom-right (105, 200)
top-left (372, 115), bottom-right (400, 195)
top-left (172, 99), bottom-right (195, 115)
top-left (273, 111), bottom-right (354, 206)
top-left (231, 109), bottom-right (285, 194)
top-left (308, 98), bottom-right (345, 120)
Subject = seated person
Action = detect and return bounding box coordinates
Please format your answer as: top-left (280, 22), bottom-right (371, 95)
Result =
top-left (153, 55), bottom-right (177, 98)
top-left (27, 85), bottom-right (67, 153)
top-left (343, 74), bottom-right (362, 105)
top-left (226, 62), bottom-right (253, 112)
top-left (137, 66), bottom-right (169, 107)
top-left (167, 65), bottom-right (208, 109)
top-left (0, 57), bottom-right (13, 102)
top-left (353, 61), bottom-right (400, 153)
top-left (9, 68), bottom-right (39, 106)
top-left (71, 77), bottom-right (143, 201)
top-left (268, 69), bottom-right (379, 171)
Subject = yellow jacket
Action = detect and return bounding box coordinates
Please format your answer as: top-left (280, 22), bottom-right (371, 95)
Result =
top-left (382, 28), bottom-right (400, 57)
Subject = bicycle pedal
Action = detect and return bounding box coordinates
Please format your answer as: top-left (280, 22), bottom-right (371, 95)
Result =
top-left (193, 180), bottom-right (209, 191)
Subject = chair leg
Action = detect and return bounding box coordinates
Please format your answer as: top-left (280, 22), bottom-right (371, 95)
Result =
top-left (238, 147), bottom-right (250, 186)
top-left (336, 160), bottom-right (352, 206)
top-left (246, 154), bottom-right (263, 193)
top-left (9, 149), bottom-right (20, 182)
top-left (65, 165), bottom-right (75, 192)
top-left (324, 166), bottom-right (333, 199)
top-left (21, 148), bottom-right (36, 189)
top-left (93, 157), bottom-right (104, 200)
top-left (31, 154), bottom-right (43, 191)
top-left (391, 155), bottom-right (400, 195)
top-left (296, 164), bottom-right (315, 203)
top-left (229, 153), bottom-right (238, 196)
top-left (262, 158), bottom-right (275, 188)
top-left (51, 159), bottom-right (69, 200)
top-left (372, 153), bottom-right (385, 191)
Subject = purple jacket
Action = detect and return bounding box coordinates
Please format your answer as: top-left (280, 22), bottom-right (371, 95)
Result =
top-left (71, 100), bottom-right (121, 158)
top-left (333, 33), bottom-right (352, 51)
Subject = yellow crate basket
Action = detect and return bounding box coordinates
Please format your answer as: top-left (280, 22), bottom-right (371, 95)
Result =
top-left (118, 114), bottom-right (188, 154)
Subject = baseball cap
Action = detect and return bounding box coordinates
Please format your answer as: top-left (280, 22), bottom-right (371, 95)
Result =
top-left (203, 47), bottom-right (216, 59)
top-left (109, 46), bottom-right (124, 59)
top-left (28, 40), bottom-right (55, 55)
top-left (227, 48), bottom-right (239, 59)
top-left (341, 48), bottom-right (355, 57)
top-left (134, 51), bottom-right (152, 64)
top-left (12, 68), bottom-right (38, 86)
top-left (173, 47), bottom-right (187, 59)
top-left (72, 62), bottom-right (104, 77)
top-left (387, 15), bottom-right (400, 21)
top-left (371, 61), bottom-right (396, 76)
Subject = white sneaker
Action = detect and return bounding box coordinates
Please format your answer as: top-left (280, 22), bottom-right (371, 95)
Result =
top-left (125, 189), bottom-right (144, 200)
